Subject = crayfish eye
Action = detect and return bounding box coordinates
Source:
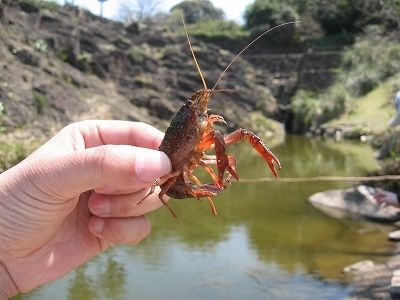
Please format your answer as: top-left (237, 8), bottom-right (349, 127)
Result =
top-left (187, 99), bottom-right (194, 106)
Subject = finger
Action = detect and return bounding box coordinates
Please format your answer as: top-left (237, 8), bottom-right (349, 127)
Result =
top-left (88, 187), bottom-right (166, 217)
top-left (76, 121), bottom-right (165, 149)
top-left (88, 215), bottom-right (151, 245)
top-left (39, 121), bottom-right (165, 154)
top-left (27, 145), bottom-right (171, 198)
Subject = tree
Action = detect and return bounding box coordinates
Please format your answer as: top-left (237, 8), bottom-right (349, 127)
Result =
top-left (244, 0), bottom-right (299, 45)
top-left (307, 0), bottom-right (361, 34)
top-left (117, 0), bottom-right (162, 23)
top-left (245, 0), bottom-right (298, 29)
top-left (170, 0), bottom-right (224, 24)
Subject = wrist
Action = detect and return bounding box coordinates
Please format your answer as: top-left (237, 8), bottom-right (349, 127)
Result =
top-left (0, 260), bottom-right (18, 298)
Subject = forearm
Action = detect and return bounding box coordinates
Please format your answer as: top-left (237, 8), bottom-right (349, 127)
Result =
top-left (0, 261), bottom-right (18, 299)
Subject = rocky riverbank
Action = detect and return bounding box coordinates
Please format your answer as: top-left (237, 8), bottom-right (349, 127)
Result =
top-left (308, 185), bottom-right (400, 299)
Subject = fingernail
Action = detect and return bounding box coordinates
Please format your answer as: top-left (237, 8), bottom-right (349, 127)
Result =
top-left (89, 217), bottom-right (104, 236)
top-left (93, 199), bottom-right (111, 216)
top-left (135, 150), bottom-right (171, 182)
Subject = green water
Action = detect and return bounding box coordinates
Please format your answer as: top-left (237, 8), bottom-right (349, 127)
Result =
top-left (20, 136), bottom-right (396, 300)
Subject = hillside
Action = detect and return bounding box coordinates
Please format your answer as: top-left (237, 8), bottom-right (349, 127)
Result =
top-left (318, 74), bottom-right (399, 139)
top-left (0, 1), bottom-right (288, 169)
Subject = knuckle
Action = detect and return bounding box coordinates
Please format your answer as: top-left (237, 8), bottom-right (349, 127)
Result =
top-left (88, 145), bottom-right (114, 172)
top-left (108, 217), bottom-right (151, 245)
top-left (132, 217), bottom-right (151, 244)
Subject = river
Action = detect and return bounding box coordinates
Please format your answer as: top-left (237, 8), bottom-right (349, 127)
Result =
top-left (17, 135), bottom-right (396, 300)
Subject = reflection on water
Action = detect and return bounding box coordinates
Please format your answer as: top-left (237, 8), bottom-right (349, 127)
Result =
top-left (20, 136), bottom-right (395, 300)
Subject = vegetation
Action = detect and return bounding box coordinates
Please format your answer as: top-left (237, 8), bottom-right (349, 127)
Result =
top-left (0, 139), bottom-right (41, 172)
top-left (34, 39), bottom-right (48, 53)
top-left (15, 0), bottom-right (59, 11)
top-left (33, 91), bottom-right (48, 114)
top-left (187, 19), bottom-right (248, 39)
top-left (342, 37), bottom-right (400, 96)
top-left (244, 0), bottom-right (300, 45)
top-left (291, 36), bottom-right (400, 132)
top-left (171, 0), bottom-right (224, 24)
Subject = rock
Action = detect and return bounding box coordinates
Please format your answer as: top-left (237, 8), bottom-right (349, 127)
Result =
top-left (308, 185), bottom-right (400, 222)
top-left (0, 1), bottom-right (286, 148)
top-left (343, 260), bottom-right (375, 274)
top-left (388, 230), bottom-right (400, 242)
top-left (11, 48), bottom-right (40, 67)
top-left (113, 35), bottom-right (131, 50)
top-left (125, 22), bottom-right (139, 35)
top-left (19, 2), bottom-right (39, 14)
top-left (391, 269), bottom-right (400, 299)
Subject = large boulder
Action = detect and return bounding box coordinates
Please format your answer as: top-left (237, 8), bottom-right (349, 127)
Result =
top-left (308, 185), bottom-right (400, 223)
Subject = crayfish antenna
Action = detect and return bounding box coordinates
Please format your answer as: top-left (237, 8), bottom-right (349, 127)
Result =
top-left (182, 15), bottom-right (208, 91)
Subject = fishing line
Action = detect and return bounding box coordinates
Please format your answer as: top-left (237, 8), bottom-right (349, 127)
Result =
top-left (236, 175), bottom-right (400, 183)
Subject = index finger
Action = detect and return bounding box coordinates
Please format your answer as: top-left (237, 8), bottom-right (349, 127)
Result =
top-left (74, 120), bottom-right (164, 149)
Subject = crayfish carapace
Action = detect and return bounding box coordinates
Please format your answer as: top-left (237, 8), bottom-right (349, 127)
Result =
top-left (137, 21), bottom-right (294, 217)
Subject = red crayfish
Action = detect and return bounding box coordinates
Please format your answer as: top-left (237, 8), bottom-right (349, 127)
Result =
top-left (138, 21), bottom-right (293, 217)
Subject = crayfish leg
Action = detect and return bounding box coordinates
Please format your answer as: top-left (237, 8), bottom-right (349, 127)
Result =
top-left (136, 170), bottom-right (181, 205)
top-left (224, 129), bottom-right (281, 178)
top-left (136, 171), bottom-right (181, 218)
top-left (214, 130), bottom-right (239, 183)
top-left (136, 179), bottom-right (159, 205)
top-left (198, 160), bottom-right (223, 189)
top-left (157, 177), bottom-right (178, 218)
top-left (227, 155), bottom-right (239, 181)
top-left (190, 175), bottom-right (218, 217)
top-left (189, 185), bottom-right (221, 217)
top-left (206, 196), bottom-right (218, 218)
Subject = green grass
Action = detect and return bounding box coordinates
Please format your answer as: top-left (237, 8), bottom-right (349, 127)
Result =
top-left (0, 139), bottom-right (41, 172)
top-left (33, 91), bottom-right (48, 114)
top-left (187, 20), bottom-right (249, 40)
top-left (291, 37), bottom-right (400, 131)
top-left (328, 73), bottom-right (400, 134)
top-left (16, 0), bottom-right (59, 11)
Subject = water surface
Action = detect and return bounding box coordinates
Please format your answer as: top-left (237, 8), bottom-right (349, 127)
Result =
top-left (19, 136), bottom-right (395, 300)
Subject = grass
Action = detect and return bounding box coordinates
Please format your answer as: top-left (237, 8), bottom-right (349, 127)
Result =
top-left (291, 37), bottom-right (400, 131)
top-left (328, 73), bottom-right (400, 134)
top-left (0, 139), bottom-right (41, 172)
top-left (16, 0), bottom-right (59, 11)
top-left (187, 20), bottom-right (249, 40)
top-left (33, 91), bottom-right (48, 114)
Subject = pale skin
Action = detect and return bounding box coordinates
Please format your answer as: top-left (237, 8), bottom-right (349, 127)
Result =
top-left (0, 120), bottom-right (172, 298)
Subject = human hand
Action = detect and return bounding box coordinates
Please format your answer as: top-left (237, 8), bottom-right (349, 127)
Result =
top-left (0, 120), bottom-right (171, 298)
top-left (373, 189), bottom-right (400, 207)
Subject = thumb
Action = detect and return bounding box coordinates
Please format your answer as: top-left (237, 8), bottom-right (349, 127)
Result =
top-left (27, 145), bottom-right (171, 199)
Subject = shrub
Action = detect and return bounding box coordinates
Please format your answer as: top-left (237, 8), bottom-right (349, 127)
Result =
top-left (291, 85), bottom-right (350, 131)
top-left (245, 0), bottom-right (300, 45)
top-left (291, 36), bottom-right (400, 132)
top-left (307, 0), bottom-right (360, 34)
top-left (128, 48), bottom-right (147, 64)
top-left (342, 38), bottom-right (400, 96)
top-left (34, 39), bottom-right (48, 53)
top-left (188, 19), bottom-right (248, 39)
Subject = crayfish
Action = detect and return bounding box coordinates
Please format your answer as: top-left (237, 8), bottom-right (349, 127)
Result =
top-left (137, 21), bottom-right (292, 217)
